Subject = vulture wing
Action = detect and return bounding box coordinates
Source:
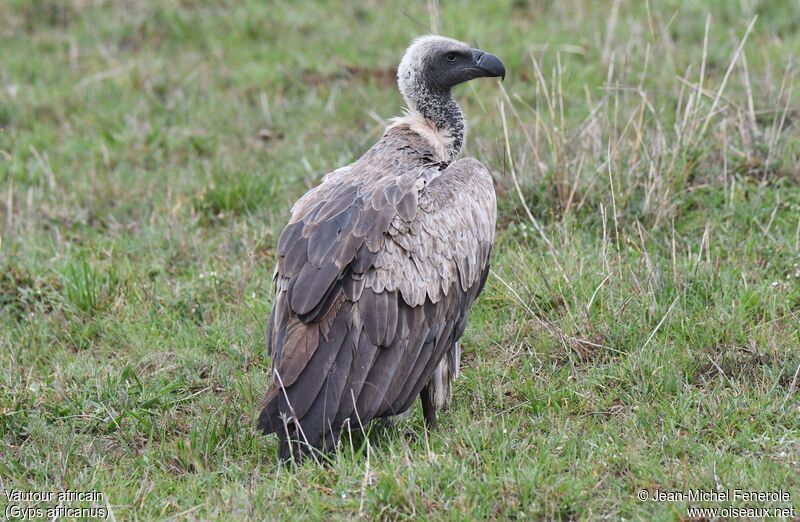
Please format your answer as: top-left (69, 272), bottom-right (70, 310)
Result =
top-left (258, 126), bottom-right (496, 459)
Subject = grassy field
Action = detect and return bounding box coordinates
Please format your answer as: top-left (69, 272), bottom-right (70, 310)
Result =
top-left (2, 0), bottom-right (799, 519)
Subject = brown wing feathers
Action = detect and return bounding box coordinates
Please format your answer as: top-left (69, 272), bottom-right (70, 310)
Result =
top-left (258, 126), bottom-right (496, 460)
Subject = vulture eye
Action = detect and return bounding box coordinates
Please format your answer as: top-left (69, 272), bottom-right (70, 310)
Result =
top-left (446, 53), bottom-right (457, 62)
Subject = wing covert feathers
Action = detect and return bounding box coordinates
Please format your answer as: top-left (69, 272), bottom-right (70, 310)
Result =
top-left (258, 123), bottom-right (496, 459)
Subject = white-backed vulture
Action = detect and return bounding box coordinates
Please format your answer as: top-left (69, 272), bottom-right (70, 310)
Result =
top-left (258, 35), bottom-right (504, 460)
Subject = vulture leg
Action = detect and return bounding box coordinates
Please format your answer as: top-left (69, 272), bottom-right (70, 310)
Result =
top-left (278, 425), bottom-right (306, 462)
top-left (279, 436), bottom-right (300, 462)
top-left (420, 383), bottom-right (438, 429)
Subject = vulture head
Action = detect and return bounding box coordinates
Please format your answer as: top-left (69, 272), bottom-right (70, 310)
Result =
top-left (396, 35), bottom-right (505, 160)
top-left (398, 35), bottom-right (505, 103)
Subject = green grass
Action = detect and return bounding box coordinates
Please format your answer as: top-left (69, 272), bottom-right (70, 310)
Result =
top-left (1, 0), bottom-right (799, 519)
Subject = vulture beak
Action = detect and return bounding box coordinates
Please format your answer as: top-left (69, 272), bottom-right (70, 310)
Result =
top-left (470, 49), bottom-right (506, 81)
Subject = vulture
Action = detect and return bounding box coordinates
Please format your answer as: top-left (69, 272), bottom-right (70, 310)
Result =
top-left (258, 35), bottom-right (504, 460)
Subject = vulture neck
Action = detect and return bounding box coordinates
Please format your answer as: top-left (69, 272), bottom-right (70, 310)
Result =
top-left (405, 87), bottom-right (464, 162)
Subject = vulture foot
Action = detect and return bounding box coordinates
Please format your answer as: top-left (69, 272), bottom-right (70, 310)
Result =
top-left (421, 383), bottom-right (438, 429)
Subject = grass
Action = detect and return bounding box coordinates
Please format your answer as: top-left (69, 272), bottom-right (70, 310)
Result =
top-left (1, 0), bottom-right (799, 519)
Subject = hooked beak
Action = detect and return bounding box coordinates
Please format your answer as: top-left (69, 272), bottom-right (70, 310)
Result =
top-left (470, 49), bottom-right (506, 81)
